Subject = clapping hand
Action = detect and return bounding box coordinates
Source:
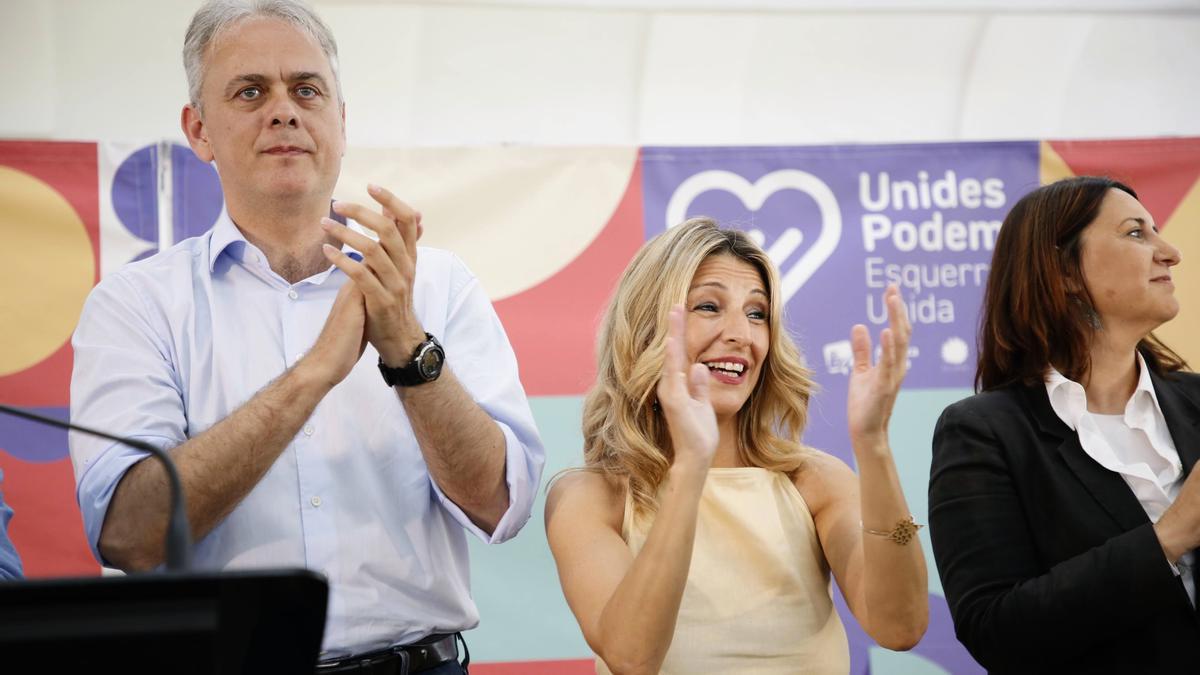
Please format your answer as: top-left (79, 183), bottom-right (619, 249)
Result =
top-left (321, 184), bottom-right (427, 368)
top-left (656, 305), bottom-right (719, 469)
top-left (846, 284), bottom-right (912, 451)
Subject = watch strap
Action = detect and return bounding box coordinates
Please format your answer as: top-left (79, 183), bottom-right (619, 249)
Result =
top-left (378, 333), bottom-right (442, 387)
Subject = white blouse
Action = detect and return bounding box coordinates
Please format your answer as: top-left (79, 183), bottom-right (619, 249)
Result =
top-left (1045, 354), bottom-right (1195, 605)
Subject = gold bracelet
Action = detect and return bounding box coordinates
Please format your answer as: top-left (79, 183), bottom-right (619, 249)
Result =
top-left (862, 515), bottom-right (924, 545)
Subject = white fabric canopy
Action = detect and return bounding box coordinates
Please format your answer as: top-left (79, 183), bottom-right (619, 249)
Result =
top-left (2, 0), bottom-right (1198, 145)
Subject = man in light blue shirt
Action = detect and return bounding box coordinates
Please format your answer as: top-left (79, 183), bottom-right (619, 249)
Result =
top-left (68, 0), bottom-right (544, 669)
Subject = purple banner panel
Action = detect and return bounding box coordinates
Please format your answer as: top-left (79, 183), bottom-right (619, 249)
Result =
top-left (641, 142), bottom-right (1039, 450)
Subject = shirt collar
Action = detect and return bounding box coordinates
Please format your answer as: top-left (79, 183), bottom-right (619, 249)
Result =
top-left (207, 208), bottom-right (363, 280)
top-left (1045, 367), bottom-right (1086, 431)
top-left (1127, 351), bottom-right (1162, 430)
top-left (1045, 352), bottom-right (1163, 431)
top-left (208, 209), bottom-right (250, 273)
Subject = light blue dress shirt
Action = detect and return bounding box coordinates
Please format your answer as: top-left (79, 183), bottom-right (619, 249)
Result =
top-left (69, 211), bottom-right (545, 656)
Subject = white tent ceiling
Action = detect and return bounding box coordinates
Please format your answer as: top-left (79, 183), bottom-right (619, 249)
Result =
top-left (336, 0), bottom-right (1200, 10)
top-left (1, 0), bottom-right (1198, 144)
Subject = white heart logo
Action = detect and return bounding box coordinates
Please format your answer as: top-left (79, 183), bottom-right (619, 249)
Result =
top-left (665, 169), bottom-right (842, 301)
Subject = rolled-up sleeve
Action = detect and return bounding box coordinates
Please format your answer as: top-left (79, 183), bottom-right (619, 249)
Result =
top-left (426, 255), bottom-right (545, 544)
top-left (69, 272), bottom-right (187, 562)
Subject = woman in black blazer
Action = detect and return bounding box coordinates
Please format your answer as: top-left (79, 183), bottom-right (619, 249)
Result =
top-left (929, 176), bottom-right (1200, 674)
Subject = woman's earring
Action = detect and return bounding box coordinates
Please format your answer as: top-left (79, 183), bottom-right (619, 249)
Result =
top-left (1070, 295), bottom-right (1102, 330)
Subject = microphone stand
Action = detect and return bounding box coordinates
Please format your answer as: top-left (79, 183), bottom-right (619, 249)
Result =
top-left (0, 404), bottom-right (191, 572)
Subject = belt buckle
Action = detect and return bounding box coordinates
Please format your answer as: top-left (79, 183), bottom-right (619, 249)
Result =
top-left (391, 649), bottom-right (411, 675)
top-left (397, 636), bottom-right (453, 674)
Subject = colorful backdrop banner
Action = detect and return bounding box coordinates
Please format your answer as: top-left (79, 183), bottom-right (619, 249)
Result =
top-left (2, 137), bottom-right (1198, 674)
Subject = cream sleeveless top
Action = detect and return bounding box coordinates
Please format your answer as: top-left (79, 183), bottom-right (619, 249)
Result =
top-left (596, 468), bottom-right (849, 675)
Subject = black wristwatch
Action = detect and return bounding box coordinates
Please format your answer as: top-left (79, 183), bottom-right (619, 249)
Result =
top-left (378, 333), bottom-right (445, 387)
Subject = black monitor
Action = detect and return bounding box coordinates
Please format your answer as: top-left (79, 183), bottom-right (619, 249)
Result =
top-left (0, 568), bottom-right (327, 674)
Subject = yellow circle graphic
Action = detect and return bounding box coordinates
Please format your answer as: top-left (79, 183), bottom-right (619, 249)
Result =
top-left (0, 165), bottom-right (96, 376)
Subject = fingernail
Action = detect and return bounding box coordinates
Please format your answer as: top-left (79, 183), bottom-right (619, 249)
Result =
top-left (322, 243), bottom-right (337, 254)
top-left (331, 200), bottom-right (344, 211)
top-left (367, 183), bottom-right (381, 194)
top-left (320, 217), bottom-right (336, 228)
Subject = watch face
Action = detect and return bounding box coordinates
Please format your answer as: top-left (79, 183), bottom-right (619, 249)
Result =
top-left (418, 345), bottom-right (444, 380)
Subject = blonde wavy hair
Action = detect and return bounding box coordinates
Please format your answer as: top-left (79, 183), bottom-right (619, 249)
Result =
top-left (581, 218), bottom-right (817, 517)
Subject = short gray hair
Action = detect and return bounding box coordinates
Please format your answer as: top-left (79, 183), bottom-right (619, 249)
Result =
top-left (183, 0), bottom-right (343, 110)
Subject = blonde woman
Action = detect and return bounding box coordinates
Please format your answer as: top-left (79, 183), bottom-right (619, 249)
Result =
top-left (545, 219), bottom-right (928, 674)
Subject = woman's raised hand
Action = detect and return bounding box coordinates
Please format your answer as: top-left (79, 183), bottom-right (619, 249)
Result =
top-left (656, 305), bottom-right (719, 469)
top-left (846, 284), bottom-right (912, 450)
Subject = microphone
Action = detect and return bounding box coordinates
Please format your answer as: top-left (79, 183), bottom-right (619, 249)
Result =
top-left (0, 404), bottom-right (192, 572)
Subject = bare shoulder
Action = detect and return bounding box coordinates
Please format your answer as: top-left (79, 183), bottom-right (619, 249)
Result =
top-left (792, 449), bottom-right (859, 515)
top-left (545, 469), bottom-right (626, 534)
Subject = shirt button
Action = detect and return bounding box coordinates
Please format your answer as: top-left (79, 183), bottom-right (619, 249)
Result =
top-left (310, 496), bottom-right (322, 507)
top-left (303, 425), bottom-right (314, 436)
top-left (288, 289), bottom-right (299, 300)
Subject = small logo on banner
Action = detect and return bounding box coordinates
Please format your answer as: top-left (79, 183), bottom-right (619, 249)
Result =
top-left (823, 340), bottom-right (853, 375)
top-left (665, 169), bottom-right (842, 302)
top-left (940, 336), bottom-right (970, 366)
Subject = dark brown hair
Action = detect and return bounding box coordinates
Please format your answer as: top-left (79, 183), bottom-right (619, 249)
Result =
top-left (976, 176), bottom-right (1187, 391)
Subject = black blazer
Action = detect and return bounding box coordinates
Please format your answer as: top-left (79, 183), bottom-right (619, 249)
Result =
top-left (929, 368), bottom-right (1200, 674)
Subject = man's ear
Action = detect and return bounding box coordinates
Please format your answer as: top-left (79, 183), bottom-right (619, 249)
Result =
top-left (340, 102), bottom-right (347, 154)
top-left (181, 104), bottom-right (215, 162)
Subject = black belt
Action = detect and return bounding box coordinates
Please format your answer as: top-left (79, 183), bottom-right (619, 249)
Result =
top-left (315, 633), bottom-right (464, 674)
